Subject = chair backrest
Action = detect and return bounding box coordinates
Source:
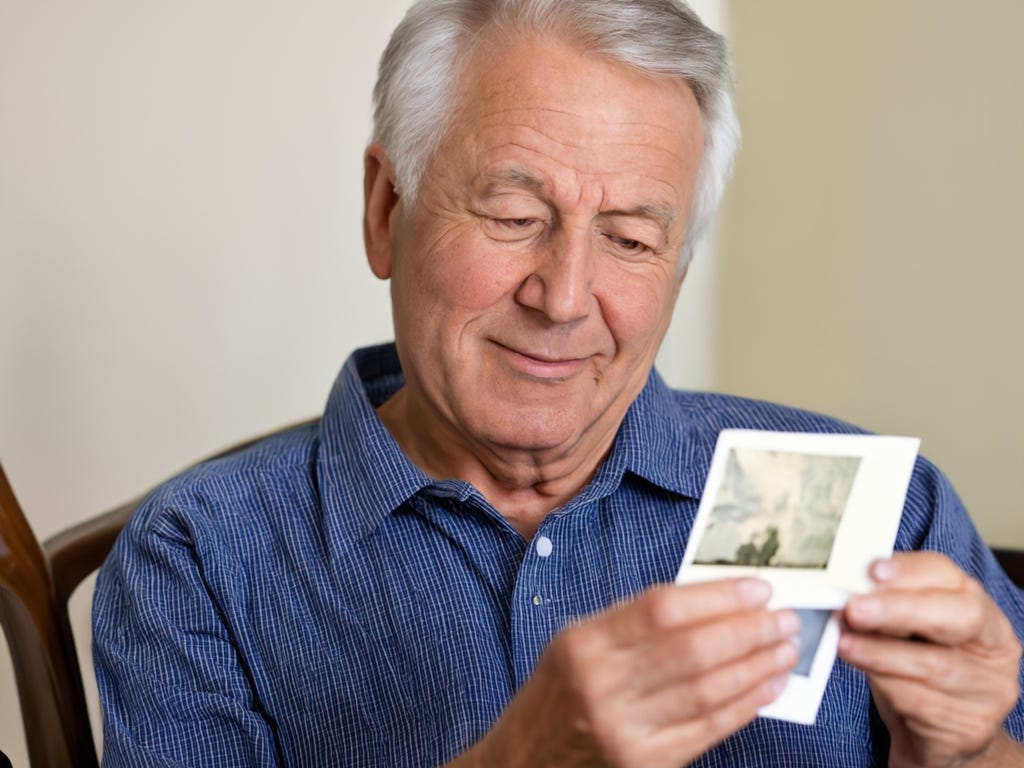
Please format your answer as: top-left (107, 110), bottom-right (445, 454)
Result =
top-left (993, 547), bottom-right (1024, 589)
top-left (0, 419), bottom-right (316, 768)
top-left (0, 463), bottom-right (114, 768)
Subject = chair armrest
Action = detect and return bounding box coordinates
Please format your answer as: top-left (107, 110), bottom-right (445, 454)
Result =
top-left (44, 500), bottom-right (138, 606)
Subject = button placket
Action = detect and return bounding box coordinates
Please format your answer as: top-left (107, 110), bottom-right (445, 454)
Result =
top-left (511, 518), bottom-right (581, 684)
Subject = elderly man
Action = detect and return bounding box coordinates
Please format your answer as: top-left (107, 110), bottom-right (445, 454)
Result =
top-left (93, 0), bottom-right (1024, 766)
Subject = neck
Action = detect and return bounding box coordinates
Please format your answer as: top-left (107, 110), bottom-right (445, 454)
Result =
top-left (376, 388), bottom-right (619, 539)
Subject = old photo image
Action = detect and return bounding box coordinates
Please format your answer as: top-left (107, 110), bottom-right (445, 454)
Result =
top-left (693, 448), bottom-right (861, 569)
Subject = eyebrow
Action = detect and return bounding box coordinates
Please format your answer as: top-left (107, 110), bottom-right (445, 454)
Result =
top-left (479, 167), bottom-right (679, 236)
top-left (600, 204), bottom-right (677, 234)
top-left (480, 167), bottom-right (546, 195)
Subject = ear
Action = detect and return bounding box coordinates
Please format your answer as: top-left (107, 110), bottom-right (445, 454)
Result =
top-left (363, 142), bottom-right (400, 279)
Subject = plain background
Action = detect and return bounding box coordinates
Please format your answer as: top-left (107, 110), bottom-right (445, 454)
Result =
top-left (1, 1), bottom-right (1021, 764)
top-left (718, 1), bottom-right (1024, 550)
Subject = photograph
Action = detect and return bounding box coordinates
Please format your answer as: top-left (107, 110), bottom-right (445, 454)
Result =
top-left (677, 429), bottom-right (919, 606)
top-left (758, 610), bottom-right (842, 725)
top-left (692, 448), bottom-right (861, 570)
top-left (676, 429), bottom-right (920, 725)
top-left (792, 609), bottom-right (832, 677)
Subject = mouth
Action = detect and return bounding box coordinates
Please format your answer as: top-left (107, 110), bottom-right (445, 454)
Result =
top-left (493, 341), bottom-right (591, 381)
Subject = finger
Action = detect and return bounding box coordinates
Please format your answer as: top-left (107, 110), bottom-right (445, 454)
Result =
top-left (644, 638), bottom-right (799, 725)
top-left (838, 631), bottom-right (1007, 700)
top-left (867, 551), bottom-right (968, 591)
top-left (538, 612), bottom-right (796, 767)
top-left (643, 666), bottom-right (793, 763)
top-left (863, 675), bottom-right (1012, 759)
top-left (844, 579), bottom-right (1013, 649)
top-left (603, 579), bottom-right (773, 643)
top-left (630, 608), bottom-right (801, 694)
top-left (844, 634), bottom-right (1021, 768)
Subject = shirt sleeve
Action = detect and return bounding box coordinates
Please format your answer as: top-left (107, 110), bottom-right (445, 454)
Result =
top-left (93, 496), bottom-right (282, 768)
top-left (896, 456), bottom-right (1024, 741)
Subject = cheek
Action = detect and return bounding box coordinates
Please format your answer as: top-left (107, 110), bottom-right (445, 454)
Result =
top-left (404, 231), bottom-right (522, 314)
top-left (600, 271), bottom-right (680, 347)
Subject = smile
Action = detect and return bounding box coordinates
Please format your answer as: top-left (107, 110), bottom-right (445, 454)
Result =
top-left (494, 342), bottom-right (591, 381)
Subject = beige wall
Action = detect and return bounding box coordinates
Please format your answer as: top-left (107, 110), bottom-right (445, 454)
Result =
top-left (719, 1), bottom-right (1024, 549)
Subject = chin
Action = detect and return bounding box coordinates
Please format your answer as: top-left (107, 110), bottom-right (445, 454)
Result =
top-left (483, 409), bottom-right (595, 454)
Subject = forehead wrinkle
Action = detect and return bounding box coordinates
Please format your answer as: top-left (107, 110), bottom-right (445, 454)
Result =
top-left (600, 204), bottom-right (678, 232)
top-left (479, 166), bottom-right (545, 195)
top-left (469, 105), bottom-right (686, 164)
top-left (482, 127), bottom-right (692, 181)
top-left (473, 105), bottom-right (646, 153)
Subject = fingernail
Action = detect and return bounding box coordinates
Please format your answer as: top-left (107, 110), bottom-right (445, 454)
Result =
top-left (776, 609), bottom-right (801, 636)
top-left (739, 579), bottom-right (772, 606)
top-left (871, 559), bottom-right (899, 582)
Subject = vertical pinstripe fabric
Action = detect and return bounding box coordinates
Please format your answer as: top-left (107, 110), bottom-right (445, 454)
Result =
top-left (93, 343), bottom-right (1024, 767)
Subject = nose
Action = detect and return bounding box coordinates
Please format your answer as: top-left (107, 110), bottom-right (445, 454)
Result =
top-left (513, 228), bottom-right (594, 324)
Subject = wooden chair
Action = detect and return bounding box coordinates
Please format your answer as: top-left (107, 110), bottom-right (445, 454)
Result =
top-left (993, 548), bottom-right (1024, 589)
top-left (0, 419), bottom-right (316, 768)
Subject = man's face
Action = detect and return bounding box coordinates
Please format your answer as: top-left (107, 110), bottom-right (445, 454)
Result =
top-left (367, 34), bottom-right (704, 461)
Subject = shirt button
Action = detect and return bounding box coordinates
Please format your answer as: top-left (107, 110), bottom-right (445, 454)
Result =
top-left (535, 535), bottom-right (553, 558)
top-left (532, 595), bottom-right (543, 606)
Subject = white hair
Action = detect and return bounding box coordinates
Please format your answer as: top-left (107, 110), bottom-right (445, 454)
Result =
top-left (371, 0), bottom-right (741, 264)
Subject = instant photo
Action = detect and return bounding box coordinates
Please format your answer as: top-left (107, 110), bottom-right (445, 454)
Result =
top-left (676, 430), bottom-right (920, 724)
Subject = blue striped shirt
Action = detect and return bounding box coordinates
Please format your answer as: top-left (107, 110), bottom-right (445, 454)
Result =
top-left (93, 343), bottom-right (1024, 767)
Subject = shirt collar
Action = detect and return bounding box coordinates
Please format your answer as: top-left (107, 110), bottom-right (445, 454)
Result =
top-left (316, 344), bottom-right (432, 544)
top-left (316, 343), bottom-right (708, 544)
top-left (605, 368), bottom-right (709, 501)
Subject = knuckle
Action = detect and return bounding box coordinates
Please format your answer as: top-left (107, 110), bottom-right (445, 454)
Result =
top-left (673, 629), bottom-right (703, 661)
top-left (919, 647), bottom-right (954, 679)
top-left (578, 705), bottom-right (647, 767)
top-left (759, 611), bottom-right (787, 644)
top-left (644, 585), bottom-right (679, 629)
top-left (949, 563), bottom-right (974, 591)
top-left (909, 690), bottom-right (946, 725)
top-left (685, 676), bottom-right (720, 714)
top-left (703, 707), bottom-right (732, 736)
top-left (959, 716), bottom-right (999, 755)
top-left (553, 624), bottom-right (601, 672)
top-left (960, 572), bottom-right (984, 595)
top-left (960, 577), bottom-right (987, 617)
top-left (998, 692), bottom-right (1020, 723)
top-left (995, 676), bottom-right (1021, 718)
top-left (966, 605), bottom-right (988, 638)
top-left (703, 695), bottom-right (758, 741)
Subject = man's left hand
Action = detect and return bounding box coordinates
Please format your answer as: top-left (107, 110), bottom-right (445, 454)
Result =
top-left (839, 551), bottom-right (1023, 768)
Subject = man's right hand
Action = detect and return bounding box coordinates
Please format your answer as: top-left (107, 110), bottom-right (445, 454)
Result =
top-left (456, 579), bottom-right (801, 767)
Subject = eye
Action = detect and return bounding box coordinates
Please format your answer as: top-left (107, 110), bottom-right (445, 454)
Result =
top-left (482, 216), bottom-right (545, 241)
top-left (605, 233), bottom-right (650, 256)
top-left (497, 218), bottom-right (536, 229)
